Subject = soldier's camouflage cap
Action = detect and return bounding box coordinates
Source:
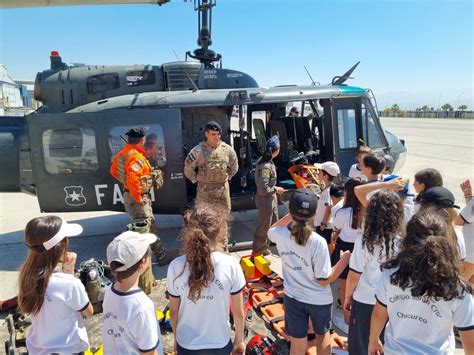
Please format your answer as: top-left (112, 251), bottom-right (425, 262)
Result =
top-left (125, 127), bottom-right (146, 138)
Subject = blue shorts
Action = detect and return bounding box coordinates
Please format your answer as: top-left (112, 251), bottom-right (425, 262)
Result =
top-left (177, 339), bottom-right (232, 355)
top-left (284, 294), bottom-right (332, 338)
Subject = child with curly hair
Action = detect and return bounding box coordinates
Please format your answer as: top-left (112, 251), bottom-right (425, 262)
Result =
top-left (344, 190), bottom-right (404, 354)
top-left (369, 208), bottom-right (473, 354)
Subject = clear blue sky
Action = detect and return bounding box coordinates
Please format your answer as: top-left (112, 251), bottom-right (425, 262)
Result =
top-left (1, 0), bottom-right (472, 109)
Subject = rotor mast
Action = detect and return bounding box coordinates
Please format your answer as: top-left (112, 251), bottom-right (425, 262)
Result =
top-left (186, 0), bottom-right (221, 68)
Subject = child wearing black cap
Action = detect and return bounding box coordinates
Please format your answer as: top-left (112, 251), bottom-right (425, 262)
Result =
top-left (268, 189), bottom-right (350, 354)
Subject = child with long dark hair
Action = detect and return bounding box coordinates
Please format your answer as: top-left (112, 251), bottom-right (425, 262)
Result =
top-left (331, 178), bottom-right (364, 331)
top-left (413, 168), bottom-right (443, 211)
top-left (18, 216), bottom-right (93, 355)
top-left (344, 190), bottom-right (404, 354)
top-left (369, 208), bottom-right (474, 354)
top-left (166, 204), bottom-right (246, 354)
top-left (269, 189), bottom-right (350, 355)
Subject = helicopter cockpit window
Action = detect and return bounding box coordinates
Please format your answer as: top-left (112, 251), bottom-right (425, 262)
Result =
top-left (86, 73), bottom-right (120, 94)
top-left (361, 103), bottom-right (385, 148)
top-left (126, 70), bottom-right (156, 87)
top-left (42, 128), bottom-right (98, 174)
top-left (337, 109), bottom-right (357, 149)
top-left (108, 125), bottom-right (167, 168)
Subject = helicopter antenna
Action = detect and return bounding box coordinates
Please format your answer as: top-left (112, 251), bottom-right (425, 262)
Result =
top-left (331, 61), bottom-right (360, 86)
top-left (304, 66), bottom-right (320, 86)
top-left (173, 49), bottom-right (200, 92)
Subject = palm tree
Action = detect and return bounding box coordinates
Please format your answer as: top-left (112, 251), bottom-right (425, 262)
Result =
top-left (441, 103), bottom-right (453, 111)
top-left (458, 104), bottom-right (468, 111)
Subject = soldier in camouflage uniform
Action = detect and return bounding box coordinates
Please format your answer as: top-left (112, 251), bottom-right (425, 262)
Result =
top-left (184, 121), bottom-right (239, 250)
top-left (252, 135), bottom-right (285, 255)
top-left (110, 127), bottom-right (178, 266)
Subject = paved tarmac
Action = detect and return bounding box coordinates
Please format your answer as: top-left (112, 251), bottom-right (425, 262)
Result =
top-left (0, 117), bottom-right (472, 352)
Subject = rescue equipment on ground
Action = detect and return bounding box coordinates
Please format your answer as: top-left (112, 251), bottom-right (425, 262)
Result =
top-left (245, 334), bottom-right (276, 355)
top-left (78, 258), bottom-right (113, 314)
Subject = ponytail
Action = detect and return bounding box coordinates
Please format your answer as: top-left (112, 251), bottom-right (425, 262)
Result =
top-left (179, 204), bottom-right (226, 303)
top-left (290, 219), bottom-right (313, 246)
top-left (184, 227), bottom-right (214, 303)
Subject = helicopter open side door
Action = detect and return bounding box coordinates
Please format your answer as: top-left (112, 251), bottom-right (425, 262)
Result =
top-left (27, 108), bottom-right (187, 213)
top-left (331, 97), bottom-right (364, 177)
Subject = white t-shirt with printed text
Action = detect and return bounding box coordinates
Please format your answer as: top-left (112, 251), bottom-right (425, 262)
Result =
top-left (314, 184), bottom-right (333, 229)
top-left (331, 198), bottom-right (344, 221)
top-left (349, 235), bottom-right (399, 305)
top-left (268, 226), bottom-right (332, 305)
top-left (26, 273), bottom-right (90, 355)
top-left (333, 207), bottom-right (363, 243)
top-left (166, 252), bottom-right (246, 350)
top-left (460, 199), bottom-right (474, 263)
top-left (375, 268), bottom-right (474, 354)
top-left (102, 285), bottom-right (164, 355)
top-left (348, 164), bottom-right (367, 182)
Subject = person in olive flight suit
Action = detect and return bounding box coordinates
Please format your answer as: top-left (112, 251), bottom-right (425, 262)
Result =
top-left (252, 135), bottom-right (285, 255)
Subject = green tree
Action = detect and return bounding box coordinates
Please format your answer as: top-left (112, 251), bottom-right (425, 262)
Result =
top-left (420, 105), bottom-right (429, 112)
top-left (391, 104), bottom-right (401, 113)
top-left (458, 104), bottom-right (468, 111)
top-left (441, 103), bottom-right (453, 111)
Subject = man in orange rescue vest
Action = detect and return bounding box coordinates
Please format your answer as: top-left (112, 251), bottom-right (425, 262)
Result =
top-left (110, 127), bottom-right (177, 266)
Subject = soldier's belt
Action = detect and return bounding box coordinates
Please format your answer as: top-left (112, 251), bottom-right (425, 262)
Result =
top-left (123, 188), bottom-right (150, 195)
top-left (196, 179), bottom-right (227, 185)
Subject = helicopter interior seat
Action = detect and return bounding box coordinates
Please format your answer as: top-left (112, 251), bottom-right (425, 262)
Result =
top-left (232, 134), bottom-right (252, 171)
top-left (268, 119), bottom-right (293, 163)
top-left (252, 118), bottom-right (267, 156)
top-left (294, 115), bottom-right (318, 154)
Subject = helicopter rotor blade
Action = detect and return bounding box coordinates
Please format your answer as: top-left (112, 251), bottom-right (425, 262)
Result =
top-left (330, 61), bottom-right (360, 86)
top-left (0, 0), bottom-right (170, 9)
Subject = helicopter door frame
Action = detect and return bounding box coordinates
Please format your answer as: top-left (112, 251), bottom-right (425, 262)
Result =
top-left (27, 108), bottom-right (187, 213)
top-left (331, 97), bottom-right (364, 178)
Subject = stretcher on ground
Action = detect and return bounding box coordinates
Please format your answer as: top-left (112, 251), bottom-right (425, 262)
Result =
top-left (240, 253), bottom-right (348, 354)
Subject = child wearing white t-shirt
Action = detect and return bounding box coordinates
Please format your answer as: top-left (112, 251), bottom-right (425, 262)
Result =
top-left (103, 231), bottom-right (164, 355)
top-left (344, 190), bottom-right (404, 354)
top-left (166, 205), bottom-right (246, 355)
top-left (456, 179), bottom-right (474, 286)
top-left (18, 216), bottom-right (93, 355)
top-left (269, 188), bottom-right (350, 355)
top-left (314, 161), bottom-right (341, 244)
top-left (348, 146), bottom-right (371, 182)
top-left (331, 178), bottom-right (364, 329)
top-left (369, 208), bottom-right (474, 354)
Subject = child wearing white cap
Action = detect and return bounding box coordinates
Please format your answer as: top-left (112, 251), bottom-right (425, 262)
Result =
top-left (313, 161), bottom-right (341, 244)
top-left (18, 216), bottom-right (93, 355)
top-left (102, 231), bottom-right (164, 355)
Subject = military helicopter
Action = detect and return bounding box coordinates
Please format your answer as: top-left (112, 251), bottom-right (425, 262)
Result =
top-left (0, 0), bottom-right (406, 214)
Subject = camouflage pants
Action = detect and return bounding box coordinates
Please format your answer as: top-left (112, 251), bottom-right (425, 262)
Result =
top-left (123, 191), bottom-right (163, 253)
top-left (252, 193), bottom-right (278, 254)
top-left (195, 181), bottom-right (231, 250)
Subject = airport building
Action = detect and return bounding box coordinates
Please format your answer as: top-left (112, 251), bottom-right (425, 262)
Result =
top-left (0, 65), bottom-right (40, 116)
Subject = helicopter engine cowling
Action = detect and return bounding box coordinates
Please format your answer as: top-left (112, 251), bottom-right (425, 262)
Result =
top-left (34, 59), bottom-right (258, 113)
